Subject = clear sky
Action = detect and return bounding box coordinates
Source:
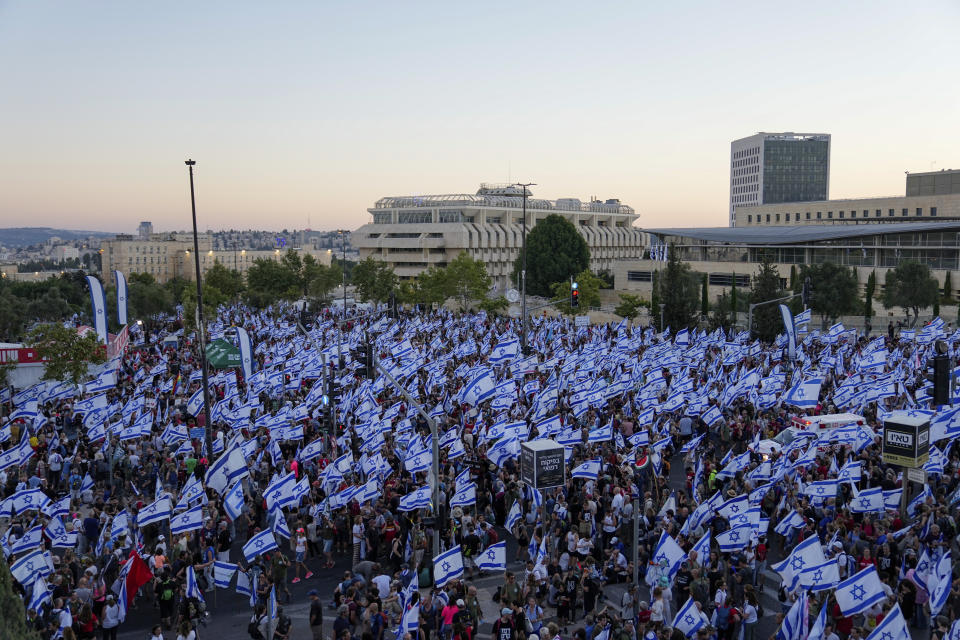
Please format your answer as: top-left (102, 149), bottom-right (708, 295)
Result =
top-left (1, 1), bottom-right (958, 233)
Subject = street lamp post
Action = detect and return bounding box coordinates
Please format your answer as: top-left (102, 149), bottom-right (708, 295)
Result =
top-left (515, 183), bottom-right (536, 354)
top-left (185, 160), bottom-right (214, 460)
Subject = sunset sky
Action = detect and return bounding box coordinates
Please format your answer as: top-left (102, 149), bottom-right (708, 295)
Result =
top-left (1, 1), bottom-right (958, 233)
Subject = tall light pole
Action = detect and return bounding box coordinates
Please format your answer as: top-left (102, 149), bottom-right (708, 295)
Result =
top-left (185, 160), bottom-right (214, 460)
top-left (515, 183), bottom-right (536, 354)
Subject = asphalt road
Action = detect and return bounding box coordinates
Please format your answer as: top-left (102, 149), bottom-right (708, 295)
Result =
top-left (115, 449), bottom-right (787, 640)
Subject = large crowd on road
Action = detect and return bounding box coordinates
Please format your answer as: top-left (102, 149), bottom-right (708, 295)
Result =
top-left (2, 304), bottom-right (960, 640)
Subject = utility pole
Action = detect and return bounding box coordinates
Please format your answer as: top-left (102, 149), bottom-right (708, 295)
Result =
top-left (336, 229), bottom-right (348, 371)
top-left (516, 183), bottom-right (536, 354)
top-left (185, 159), bottom-right (214, 460)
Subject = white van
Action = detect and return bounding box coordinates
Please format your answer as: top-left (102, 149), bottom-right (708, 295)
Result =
top-left (753, 413), bottom-right (867, 455)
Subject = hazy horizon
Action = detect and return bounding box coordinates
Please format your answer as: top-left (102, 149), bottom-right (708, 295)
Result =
top-left (1, 1), bottom-right (958, 234)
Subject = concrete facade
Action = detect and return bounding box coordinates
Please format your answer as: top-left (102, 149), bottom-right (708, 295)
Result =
top-left (735, 193), bottom-right (960, 227)
top-left (353, 184), bottom-right (645, 290)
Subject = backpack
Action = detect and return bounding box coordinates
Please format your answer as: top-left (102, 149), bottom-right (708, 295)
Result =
top-left (71, 477), bottom-right (82, 490)
top-left (716, 606), bottom-right (730, 631)
top-left (248, 615), bottom-right (266, 640)
top-left (161, 584), bottom-right (174, 601)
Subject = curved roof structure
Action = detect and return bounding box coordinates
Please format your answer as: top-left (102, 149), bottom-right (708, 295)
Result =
top-left (644, 221), bottom-right (960, 244)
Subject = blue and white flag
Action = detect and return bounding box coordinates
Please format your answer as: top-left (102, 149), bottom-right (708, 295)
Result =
top-left (646, 531), bottom-right (687, 586)
top-left (86, 275), bottom-right (108, 344)
top-left (771, 535), bottom-right (825, 592)
top-left (775, 590), bottom-right (808, 640)
top-left (689, 531), bottom-right (711, 566)
top-left (449, 483), bottom-right (477, 508)
top-left (701, 405), bottom-right (723, 427)
top-left (863, 603), bottom-right (910, 640)
top-left (236, 327), bottom-right (254, 381)
top-left (476, 541), bottom-right (507, 572)
top-left (835, 565), bottom-right (886, 616)
top-left (170, 504), bottom-right (204, 535)
top-left (10, 549), bottom-right (46, 587)
top-left (136, 496), bottom-right (171, 528)
top-left (571, 459), bottom-right (601, 480)
top-left (850, 487), bottom-right (885, 513)
top-left (715, 525), bottom-right (752, 553)
top-left (213, 561), bottom-right (237, 589)
top-left (235, 571), bottom-right (255, 607)
top-left (242, 529), bottom-right (279, 563)
top-left (807, 602), bottom-right (827, 640)
top-left (783, 377), bottom-right (823, 408)
top-left (28, 574), bottom-right (52, 615)
top-left (461, 369), bottom-right (496, 406)
top-left (672, 597), bottom-right (706, 638)
top-left (185, 565), bottom-right (205, 604)
top-left (433, 546), bottom-right (464, 587)
top-left (114, 270), bottom-right (128, 326)
top-left (224, 481), bottom-right (245, 521)
top-left (205, 446), bottom-right (249, 495)
top-left (398, 486), bottom-right (432, 512)
top-left (929, 551), bottom-right (952, 617)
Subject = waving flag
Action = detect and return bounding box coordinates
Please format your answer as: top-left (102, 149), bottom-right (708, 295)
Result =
top-left (571, 459), bottom-right (601, 480)
top-left (775, 590), bottom-right (808, 640)
top-left (398, 485), bottom-right (432, 512)
top-left (476, 541), bottom-right (507, 572)
top-left (449, 482), bottom-right (477, 508)
top-left (646, 531), bottom-right (686, 586)
top-left (185, 565), bottom-right (206, 604)
top-left (205, 446), bottom-right (249, 495)
top-left (224, 481), bottom-right (245, 521)
top-left (10, 549), bottom-right (45, 587)
top-left (672, 597), bottom-right (705, 638)
top-left (170, 504), bottom-right (204, 535)
top-left (835, 565), bottom-right (885, 615)
top-left (772, 535), bottom-right (826, 593)
top-left (214, 561), bottom-right (237, 589)
top-left (928, 551), bottom-right (952, 617)
top-left (136, 496), bottom-right (171, 528)
top-left (461, 369), bottom-right (496, 406)
top-left (242, 529), bottom-right (279, 563)
top-left (850, 487), bottom-right (885, 513)
top-left (783, 376), bottom-right (822, 408)
top-left (86, 275), bottom-right (108, 343)
top-left (863, 603), bottom-right (910, 640)
top-left (433, 546), bottom-right (464, 587)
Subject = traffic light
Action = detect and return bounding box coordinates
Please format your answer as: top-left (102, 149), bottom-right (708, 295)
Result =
top-left (801, 277), bottom-right (812, 308)
top-left (927, 352), bottom-right (951, 406)
top-left (571, 281), bottom-right (579, 308)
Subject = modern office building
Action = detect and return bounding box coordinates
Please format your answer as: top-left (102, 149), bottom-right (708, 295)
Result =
top-left (615, 221), bottom-right (960, 301)
top-left (730, 132), bottom-right (831, 227)
top-left (735, 169), bottom-right (960, 227)
top-left (101, 233), bottom-right (331, 285)
top-left (352, 183), bottom-right (644, 290)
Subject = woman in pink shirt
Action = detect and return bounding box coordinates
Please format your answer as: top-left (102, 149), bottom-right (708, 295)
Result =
top-left (440, 600), bottom-right (461, 640)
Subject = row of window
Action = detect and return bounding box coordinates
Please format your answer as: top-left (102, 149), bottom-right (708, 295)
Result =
top-left (626, 271), bottom-right (753, 287)
top-left (747, 207), bottom-right (938, 224)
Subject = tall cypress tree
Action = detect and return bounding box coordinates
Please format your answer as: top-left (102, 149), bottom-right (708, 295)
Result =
top-left (701, 274), bottom-right (709, 318)
top-left (0, 557), bottom-right (39, 639)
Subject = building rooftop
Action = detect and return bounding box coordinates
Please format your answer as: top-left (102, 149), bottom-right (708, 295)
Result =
top-left (645, 221), bottom-right (960, 245)
top-left (372, 183), bottom-right (635, 216)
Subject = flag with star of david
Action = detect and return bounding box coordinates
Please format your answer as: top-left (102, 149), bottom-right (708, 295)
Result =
top-left (862, 602), bottom-right (910, 640)
top-left (671, 597), bottom-right (705, 638)
top-left (849, 486), bottom-right (885, 514)
top-left (799, 557), bottom-right (840, 591)
top-left (715, 524), bottom-right (752, 553)
top-left (835, 565), bottom-right (886, 616)
top-left (433, 545), bottom-right (464, 587)
top-left (242, 529), bottom-right (279, 563)
top-left (783, 376), bottom-right (822, 408)
top-left (771, 535), bottom-right (826, 593)
top-left (476, 541), bottom-right (506, 572)
top-left (645, 531), bottom-right (686, 587)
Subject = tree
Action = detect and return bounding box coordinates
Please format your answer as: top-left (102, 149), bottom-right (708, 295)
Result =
top-left (0, 556), bottom-right (40, 640)
top-left (128, 274), bottom-right (174, 326)
top-left (789, 265), bottom-right (798, 291)
top-left (27, 323), bottom-right (106, 385)
top-left (246, 258), bottom-right (299, 305)
top-left (308, 261), bottom-right (342, 301)
top-left (700, 274), bottom-right (709, 319)
top-left (205, 261), bottom-right (245, 299)
top-left (944, 271), bottom-right (953, 302)
top-left (800, 262), bottom-right (861, 326)
top-left (444, 252), bottom-right (492, 310)
top-left (478, 296), bottom-right (509, 315)
top-left (750, 252), bottom-right (784, 343)
top-left (659, 245), bottom-right (700, 330)
top-left (552, 270), bottom-right (603, 315)
top-left (514, 214), bottom-right (589, 297)
top-left (651, 271), bottom-right (661, 330)
top-left (615, 293), bottom-right (647, 320)
top-left (351, 257), bottom-right (397, 303)
top-left (730, 276), bottom-right (738, 323)
top-left (881, 261), bottom-right (940, 324)
top-left (864, 270), bottom-right (876, 318)
top-left (933, 295), bottom-right (940, 317)
top-left (710, 292), bottom-right (732, 332)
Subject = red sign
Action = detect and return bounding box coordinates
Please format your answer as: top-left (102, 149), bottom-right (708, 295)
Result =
top-left (0, 348), bottom-right (44, 364)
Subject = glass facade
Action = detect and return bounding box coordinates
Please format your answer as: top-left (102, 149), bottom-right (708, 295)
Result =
top-left (762, 139), bottom-right (829, 205)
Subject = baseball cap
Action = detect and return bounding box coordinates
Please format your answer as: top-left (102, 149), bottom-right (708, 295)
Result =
top-left (457, 599), bottom-right (465, 607)
top-left (308, 590), bottom-right (319, 597)
top-left (501, 608), bottom-right (512, 616)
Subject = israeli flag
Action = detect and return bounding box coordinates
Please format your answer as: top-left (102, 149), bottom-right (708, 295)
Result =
top-left (449, 483), bottom-right (477, 508)
top-left (715, 525), bottom-right (751, 553)
top-left (929, 551), bottom-right (952, 617)
top-left (236, 570), bottom-right (255, 607)
top-left (776, 590), bottom-right (809, 640)
top-left (834, 565), bottom-right (886, 615)
top-left (803, 479), bottom-right (838, 501)
top-left (850, 487), bottom-right (885, 513)
top-left (86, 275), bottom-right (108, 344)
top-left (771, 534), bottom-right (825, 592)
top-left (398, 485), bottom-right (432, 512)
top-left (224, 481), bottom-right (245, 521)
top-left (476, 541), bottom-right (506, 572)
top-left (185, 565), bottom-right (205, 604)
top-left (205, 446), bottom-right (249, 495)
top-left (794, 309), bottom-right (811, 326)
top-left (136, 496), bottom-right (171, 528)
top-left (236, 326), bottom-right (254, 381)
top-left (646, 531), bottom-right (687, 586)
top-left (461, 369), bottom-right (496, 406)
top-left (214, 561), bottom-right (237, 589)
top-left (783, 376), bottom-right (823, 408)
top-left (42, 496), bottom-right (71, 520)
top-left (671, 597), bottom-right (705, 638)
top-left (800, 557), bottom-right (840, 592)
top-left (10, 549), bottom-right (45, 586)
top-left (505, 500), bottom-right (522, 533)
top-left (571, 458), bottom-right (602, 480)
top-left (114, 270), bottom-right (128, 326)
top-left (689, 531), bottom-right (711, 566)
top-left (170, 504), bottom-right (204, 535)
top-left (701, 405), bottom-right (723, 427)
top-left (861, 603), bottom-right (910, 640)
top-left (242, 529), bottom-right (279, 563)
top-left (186, 388), bottom-right (205, 417)
top-left (433, 546), bottom-right (464, 587)
top-left (28, 574), bottom-right (53, 615)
